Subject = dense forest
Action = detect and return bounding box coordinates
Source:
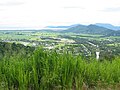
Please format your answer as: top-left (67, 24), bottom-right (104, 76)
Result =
top-left (0, 42), bottom-right (35, 59)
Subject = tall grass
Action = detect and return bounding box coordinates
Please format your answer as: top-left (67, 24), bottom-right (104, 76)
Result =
top-left (0, 48), bottom-right (120, 90)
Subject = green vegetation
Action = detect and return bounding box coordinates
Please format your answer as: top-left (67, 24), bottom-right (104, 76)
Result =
top-left (0, 47), bottom-right (120, 90)
top-left (0, 30), bottom-right (119, 60)
top-left (0, 29), bottom-right (120, 89)
top-left (0, 42), bottom-right (35, 59)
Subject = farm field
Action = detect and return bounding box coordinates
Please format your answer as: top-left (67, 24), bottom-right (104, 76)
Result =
top-left (0, 30), bottom-right (119, 60)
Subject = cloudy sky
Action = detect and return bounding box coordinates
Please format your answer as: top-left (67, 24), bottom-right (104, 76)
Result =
top-left (0, 0), bottom-right (120, 29)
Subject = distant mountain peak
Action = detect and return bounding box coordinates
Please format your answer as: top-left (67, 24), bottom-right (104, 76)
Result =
top-left (60, 24), bottom-right (120, 36)
top-left (45, 24), bottom-right (81, 29)
top-left (95, 23), bottom-right (120, 31)
top-left (45, 23), bottom-right (120, 31)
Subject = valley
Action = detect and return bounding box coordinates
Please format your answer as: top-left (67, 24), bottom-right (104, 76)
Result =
top-left (0, 24), bottom-right (120, 90)
top-left (0, 29), bottom-right (119, 60)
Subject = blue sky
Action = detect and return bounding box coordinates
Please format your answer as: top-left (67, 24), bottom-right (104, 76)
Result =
top-left (0, 0), bottom-right (120, 29)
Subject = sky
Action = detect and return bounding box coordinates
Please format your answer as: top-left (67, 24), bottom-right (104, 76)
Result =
top-left (0, 0), bottom-right (120, 29)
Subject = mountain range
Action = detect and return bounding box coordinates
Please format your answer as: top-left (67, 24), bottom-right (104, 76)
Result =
top-left (61, 24), bottom-right (111, 34)
top-left (45, 24), bottom-right (81, 29)
top-left (46, 23), bottom-right (120, 31)
top-left (95, 23), bottom-right (120, 31)
top-left (46, 23), bottom-right (120, 36)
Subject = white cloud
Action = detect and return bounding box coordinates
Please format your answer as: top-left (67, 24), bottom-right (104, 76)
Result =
top-left (0, 0), bottom-right (120, 28)
top-left (101, 7), bottom-right (120, 12)
top-left (0, 2), bottom-right (24, 6)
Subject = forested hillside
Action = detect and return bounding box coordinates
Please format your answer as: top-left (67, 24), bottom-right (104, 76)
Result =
top-left (0, 42), bottom-right (35, 59)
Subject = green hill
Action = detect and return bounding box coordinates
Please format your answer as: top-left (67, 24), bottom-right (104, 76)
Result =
top-left (61, 24), bottom-right (120, 36)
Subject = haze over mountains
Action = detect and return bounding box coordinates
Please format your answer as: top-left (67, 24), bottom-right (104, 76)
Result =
top-left (95, 23), bottom-right (120, 31)
top-left (46, 23), bottom-right (120, 31)
top-left (0, 23), bottom-right (120, 36)
top-left (45, 24), bottom-right (80, 29)
top-left (60, 24), bottom-right (120, 36)
top-left (45, 23), bottom-right (120, 36)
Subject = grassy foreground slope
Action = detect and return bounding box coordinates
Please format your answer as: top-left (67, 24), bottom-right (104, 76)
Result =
top-left (0, 48), bottom-right (120, 90)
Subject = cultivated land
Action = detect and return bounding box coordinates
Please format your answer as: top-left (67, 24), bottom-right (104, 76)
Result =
top-left (0, 30), bottom-right (120, 90)
top-left (0, 30), bottom-right (119, 59)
